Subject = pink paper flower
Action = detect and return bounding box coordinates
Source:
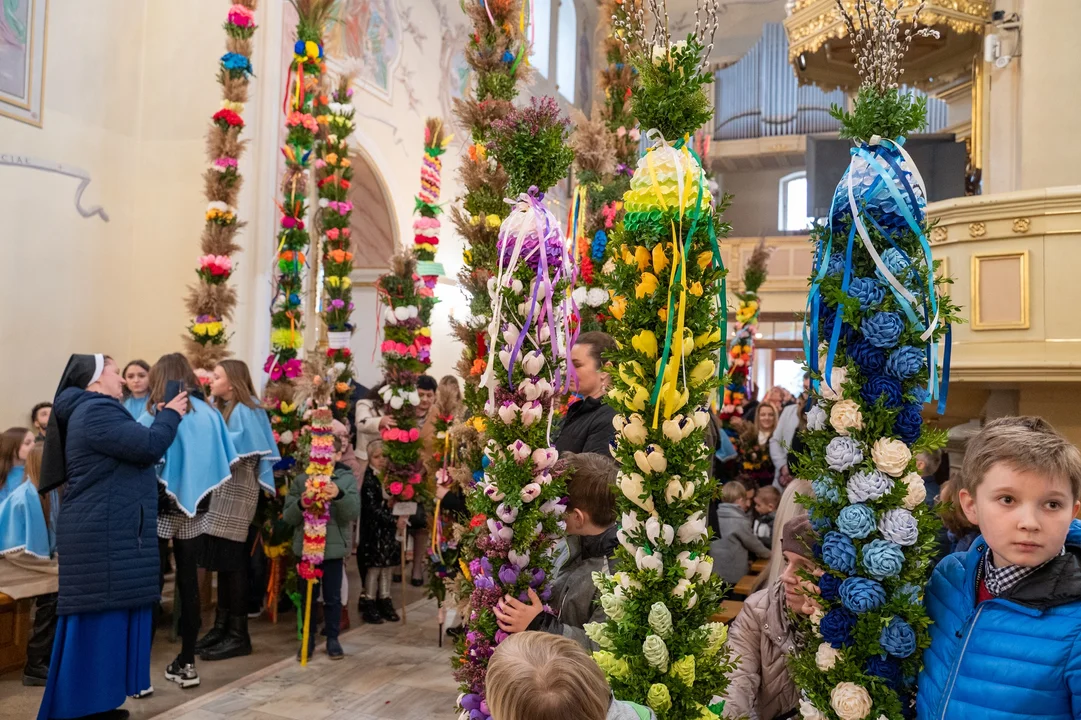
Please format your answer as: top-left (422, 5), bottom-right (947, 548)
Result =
top-left (388, 481), bottom-right (404, 496)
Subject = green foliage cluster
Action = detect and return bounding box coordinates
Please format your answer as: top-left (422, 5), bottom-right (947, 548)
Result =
top-left (631, 37), bottom-right (714, 141)
top-left (831, 87), bottom-right (928, 142)
top-left (487, 97), bottom-right (575, 197)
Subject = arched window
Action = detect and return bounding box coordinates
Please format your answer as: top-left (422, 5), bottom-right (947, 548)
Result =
top-left (556, 0), bottom-right (576, 101)
top-left (778, 170), bottom-right (813, 232)
top-left (530, 0), bottom-right (551, 79)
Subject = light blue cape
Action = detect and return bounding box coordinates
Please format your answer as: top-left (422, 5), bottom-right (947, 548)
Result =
top-left (0, 479), bottom-right (51, 559)
top-left (226, 401), bottom-right (280, 494)
top-left (123, 395), bottom-right (149, 418)
top-left (139, 397), bottom-right (238, 516)
top-left (0, 467), bottom-right (25, 506)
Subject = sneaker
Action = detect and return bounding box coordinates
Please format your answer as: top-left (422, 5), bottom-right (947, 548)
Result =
top-left (165, 658), bottom-right (200, 688)
top-left (22, 672), bottom-right (47, 687)
top-left (132, 686), bottom-right (154, 699)
top-left (326, 637), bottom-right (344, 660)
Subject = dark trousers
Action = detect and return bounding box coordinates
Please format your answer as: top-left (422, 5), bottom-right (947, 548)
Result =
top-left (155, 538), bottom-right (202, 664)
top-left (247, 524), bottom-right (266, 614)
top-left (24, 592), bottom-right (58, 678)
top-left (305, 558), bottom-right (343, 643)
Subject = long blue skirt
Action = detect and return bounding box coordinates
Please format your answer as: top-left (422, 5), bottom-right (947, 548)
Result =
top-left (37, 605), bottom-right (154, 720)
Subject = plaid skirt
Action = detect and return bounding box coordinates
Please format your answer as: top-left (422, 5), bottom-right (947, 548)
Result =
top-left (157, 510), bottom-right (208, 541)
top-left (203, 455), bottom-right (261, 543)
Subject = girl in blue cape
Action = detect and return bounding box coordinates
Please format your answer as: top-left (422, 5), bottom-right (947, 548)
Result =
top-left (5, 443), bottom-right (60, 687)
top-left (121, 359), bottom-right (151, 418)
top-left (139, 353), bottom-right (238, 691)
top-left (0, 427), bottom-right (34, 505)
top-left (195, 360), bottom-right (279, 662)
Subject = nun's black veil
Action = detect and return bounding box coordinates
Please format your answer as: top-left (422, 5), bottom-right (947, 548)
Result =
top-left (39, 354), bottom-right (101, 494)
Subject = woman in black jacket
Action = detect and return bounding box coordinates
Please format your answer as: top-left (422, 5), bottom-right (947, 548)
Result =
top-left (37, 354), bottom-right (187, 720)
top-left (555, 331), bottom-right (617, 455)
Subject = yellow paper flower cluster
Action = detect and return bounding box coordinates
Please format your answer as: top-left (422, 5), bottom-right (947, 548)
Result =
top-left (271, 327), bottom-right (302, 349)
top-left (325, 276), bottom-right (353, 288)
top-left (192, 320), bottom-right (223, 337)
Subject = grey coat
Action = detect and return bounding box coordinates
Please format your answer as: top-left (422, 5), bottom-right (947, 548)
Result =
top-left (531, 525), bottom-right (618, 650)
top-left (710, 503), bottom-right (770, 585)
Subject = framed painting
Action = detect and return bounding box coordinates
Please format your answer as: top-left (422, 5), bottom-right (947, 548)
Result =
top-left (0, 0), bottom-right (48, 127)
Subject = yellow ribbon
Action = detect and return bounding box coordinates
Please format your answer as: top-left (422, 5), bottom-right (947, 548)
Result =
top-left (643, 142), bottom-right (693, 428)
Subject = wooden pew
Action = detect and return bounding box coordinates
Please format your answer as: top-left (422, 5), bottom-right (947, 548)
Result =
top-left (750, 558), bottom-right (768, 573)
top-left (732, 574), bottom-right (758, 598)
top-left (0, 593), bottom-right (31, 675)
top-left (709, 599), bottom-right (744, 625)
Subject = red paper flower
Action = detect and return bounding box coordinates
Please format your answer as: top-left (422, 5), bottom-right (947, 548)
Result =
top-left (213, 109), bottom-right (244, 128)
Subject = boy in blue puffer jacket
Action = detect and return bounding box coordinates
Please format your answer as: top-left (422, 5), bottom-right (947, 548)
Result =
top-left (917, 416), bottom-right (1081, 720)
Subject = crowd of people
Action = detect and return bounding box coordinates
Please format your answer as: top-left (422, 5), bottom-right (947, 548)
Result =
top-left (1, 334), bottom-right (1080, 720)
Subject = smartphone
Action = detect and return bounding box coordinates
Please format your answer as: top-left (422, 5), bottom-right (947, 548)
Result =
top-left (164, 380), bottom-right (184, 404)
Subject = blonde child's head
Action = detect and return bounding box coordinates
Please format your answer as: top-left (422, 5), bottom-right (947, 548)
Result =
top-left (960, 416), bottom-right (1081, 568)
top-left (486, 632), bottom-right (610, 720)
top-left (722, 480), bottom-right (750, 511)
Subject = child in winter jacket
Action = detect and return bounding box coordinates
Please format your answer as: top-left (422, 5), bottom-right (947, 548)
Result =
top-left (723, 517), bottom-right (819, 720)
top-left (493, 452), bottom-right (618, 651)
top-left (916, 417), bottom-right (1081, 720)
top-left (711, 481), bottom-right (771, 585)
top-left (753, 485), bottom-right (781, 544)
top-left (283, 435), bottom-right (360, 660)
top-left (486, 631), bottom-right (656, 720)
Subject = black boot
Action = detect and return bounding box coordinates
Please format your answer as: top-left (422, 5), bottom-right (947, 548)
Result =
top-left (23, 593), bottom-right (57, 686)
top-left (360, 599), bottom-right (384, 625)
top-left (377, 597), bottom-right (400, 622)
top-left (200, 614), bottom-right (252, 661)
top-left (194, 607), bottom-right (229, 653)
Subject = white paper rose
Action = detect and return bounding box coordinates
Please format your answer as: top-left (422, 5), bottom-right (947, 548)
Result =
top-left (830, 682), bottom-right (873, 720)
top-left (872, 437), bottom-right (912, 477)
top-left (830, 399), bottom-right (864, 436)
top-left (902, 472), bottom-right (927, 510)
top-left (821, 367), bottom-right (847, 400)
top-left (807, 404), bottom-right (828, 431)
top-left (800, 699), bottom-right (827, 720)
top-left (816, 642), bottom-right (842, 670)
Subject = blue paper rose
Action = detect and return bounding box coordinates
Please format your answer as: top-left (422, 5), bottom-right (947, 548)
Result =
top-left (821, 531), bottom-right (857, 574)
top-left (862, 539), bottom-right (906, 580)
top-left (840, 576), bottom-right (887, 613)
top-left (848, 339), bottom-right (886, 375)
top-left (881, 247), bottom-right (911, 279)
top-left (880, 616), bottom-right (917, 658)
top-left (848, 277), bottom-right (886, 310)
top-left (886, 346), bottom-right (925, 380)
top-left (847, 470), bottom-right (894, 503)
top-left (861, 311), bottom-right (905, 349)
top-left (878, 508), bottom-right (919, 546)
top-left (862, 375), bottom-right (903, 408)
top-left (811, 478), bottom-right (841, 504)
top-left (591, 230), bottom-right (608, 261)
top-left (826, 436), bottom-right (863, 472)
top-left (866, 654), bottom-right (903, 689)
top-left (837, 503), bottom-right (877, 539)
top-left (894, 403), bottom-right (923, 445)
top-left (818, 573), bottom-right (841, 601)
top-left (826, 252), bottom-right (846, 276)
top-left (820, 607), bottom-right (857, 648)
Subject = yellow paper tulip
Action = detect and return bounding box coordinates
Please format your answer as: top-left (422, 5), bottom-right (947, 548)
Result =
top-left (632, 330), bottom-right (658, 359)
top-left (689, 281), bottom-right (703, 296)
top-left (610, 295), bottom-right (627, 320)
top-left (628, 385), bottom-right (651, 412)
top-left (634, 246), bottom-right (651, 272)
top-left (691, 359), bottom-right (716, 384)
top-left (621, 246), bottom-right (635, 266)
top-left (636, 272), bottom-right (659, 299)
top-left (652, 243), bottom-right (669, 273)
top-left (697, 251), bottom-right (713, 270)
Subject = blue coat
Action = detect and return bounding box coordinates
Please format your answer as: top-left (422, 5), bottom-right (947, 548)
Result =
top-left (916, 520), bottom-right (1081, 720)
top-left (52, 387), bottom-right (180, 616)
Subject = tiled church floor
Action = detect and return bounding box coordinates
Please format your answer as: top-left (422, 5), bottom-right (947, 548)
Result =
top-left (0, 570), bottom-right (456, 720)
top-left (153, 598), bottom-right (459, 720)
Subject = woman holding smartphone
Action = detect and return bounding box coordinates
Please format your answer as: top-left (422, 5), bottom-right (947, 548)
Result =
top-left (36, 354), bottom-right (186, 720)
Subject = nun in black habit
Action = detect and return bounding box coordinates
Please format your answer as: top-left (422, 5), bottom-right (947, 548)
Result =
top-left (37, 354), bottom-right (187, 720)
